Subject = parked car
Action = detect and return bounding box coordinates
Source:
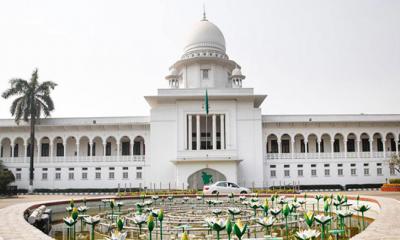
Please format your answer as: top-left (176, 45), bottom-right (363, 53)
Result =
top-left (203, 181), bottom-right (250, 195)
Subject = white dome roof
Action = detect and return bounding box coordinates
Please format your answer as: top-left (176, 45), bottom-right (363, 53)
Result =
top-left (232, 67), bottom-right (242, 76)
top-left (183, 19), bottom-right (226, 54)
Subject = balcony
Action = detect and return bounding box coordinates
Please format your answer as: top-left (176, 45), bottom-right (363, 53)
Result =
top-left (265, 151), bottom-right (394, 160)
top-left (1, 155), bottom-right (145, 164)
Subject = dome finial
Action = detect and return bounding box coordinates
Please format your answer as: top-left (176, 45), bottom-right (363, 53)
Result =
top-left (202, 3), bottom-right (207, 21)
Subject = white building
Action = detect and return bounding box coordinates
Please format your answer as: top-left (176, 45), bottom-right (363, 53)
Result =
top-left (1, 16), bottom-right (399, 191)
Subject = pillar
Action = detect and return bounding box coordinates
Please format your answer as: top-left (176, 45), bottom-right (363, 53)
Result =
top-left (344, 140), bottom-right (347, 158)
top-left (357, 140), bottom-right (361, 158)
top-left (196, 115), bottom-right (200, 150)
top-left (304, 140), bottom-right (308, 159)
top-left (212, 114), bottom-right (217, 150)
top-left (220, 114), bottom-right (225, 150)
top-left (383, 139), bottom-right (387, 158)
top-left (331, 140), bottom-right (334, 158)
top-left (188, 115), bottom-right (193, 150)
top-left (88, 142), bottom-right (92, 156)
top-left (10, 144), bottom-right (14, 158)
top-left (103, 141), bottom-right (106, 156)
top-left (63, 140), bottom-right (66, 159)
top-left (76, 143), bottom-right (80, 160)
top-left (291, 140), bottom-right (295, 159)
top-left (396, 138), bottom-right (399, 155)
top-left (317, 140), bottom-right (321, 159)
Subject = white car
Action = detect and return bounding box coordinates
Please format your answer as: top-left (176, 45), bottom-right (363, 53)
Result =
top-left (203, 181), bottom-right (250, 195)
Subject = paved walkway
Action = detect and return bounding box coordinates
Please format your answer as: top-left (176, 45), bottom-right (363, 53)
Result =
top-left (0, 193), bottom-right (400, 239)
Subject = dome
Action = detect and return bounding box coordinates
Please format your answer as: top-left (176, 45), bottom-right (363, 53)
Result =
top-left (183, 19), bottom-right (226, 54)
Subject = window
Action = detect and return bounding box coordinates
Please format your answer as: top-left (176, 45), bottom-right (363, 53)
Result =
top-left (300, 140), bottom-right (305, 153)
top-left (297, 164), bottom-right (303, 168)
top-left (337, 164), bottom-right (343, 167)
top-left (201, 69), bottom-right (209, 80)
top-left (122, 142), bottom-right (130, 155)
top-left (284, 170), bottom-right (290, 177)
top-left (376, 163), bottom-right (382, 167)
top-left (42, 173), bottom-right (48, 180)
top-left (324, 169), bottom-right (330, 176)
top-left (311, 164), bottom-right (316, 168)
top-left (270, 165), bottom-right (276, 168)
top-left (351, 163), bottom-right (356, 167)
top-left (109, 172), bottom-right (115, 179)
top-left (122, 167), bottom-right (128, 170)
top-left (351, 169), bottom-right (357, 176)
top-left (363, 163), bottom-right (369, 167)
top-left (364, 168), bottom-right (369, 176)
top-left (95, 167), bottom-right (101, 171)
top-left (320, 140), bottom-right (324, 153)
top-left (13, 144), bottom-right (19, 157)
top-left (281, 140), bottom-right (290, 153)
top-left (284, 164), bottom-right (290, 168)
top-left (311, 169), bottom-right (317, 177)
top-left (298, 169), bottom-right (303, 177)
top-left (324, 164), bottom-right (330, 167)
top-left (55, 172), bottom-right (61, 180)
top-left (123, 172), bottom-right (128, 179)
top-left (109, 167), bottom-right (115, 170)
top-left (347, 139), bottom-right (355, 152)
top-left (334, 139), bottom-right (340, 152)
top-left (82, 167), bottom-right (88, 171)
top-left (16, 173), bottom-right (21, 180)
top-left (82, 172), bottom-right (88, 180)
top-left (136, 171), bottom-right (142, 179)
top-left (56, 142), bottom-right (64, 156)
top-left (41, 143), bottom-right (49, 156)
top-left (338, 169), bottom-right (344, 176)
top-left (377, 168), bottom-right (383, 176)
top-left (106, 142), bottom-right (111, 156)
top-left (95, 172), bottom-right (101, 179)
top-left (69, 168), bottom-right (74, 171)
top-left (270, 170), bottom-right (276, 177)
top-left (68, 172), bottom-right (74, 180)
top-left (377, 138), bottom-right (383, 152)
top-left (270, 140), bottom-right (278, 153)
top-left (362, 139), bottom-right (370, 152)
top-left (92, 143), bottom-right (96, 156)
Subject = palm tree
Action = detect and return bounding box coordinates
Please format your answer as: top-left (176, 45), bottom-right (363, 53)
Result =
top-left (2, 68), bottom-right (57, 192)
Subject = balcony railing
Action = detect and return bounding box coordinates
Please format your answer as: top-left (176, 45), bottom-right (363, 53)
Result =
top-left (1, 155), bottom-right (145, 164)
top-left (265, 151), bottom-right (393, 160)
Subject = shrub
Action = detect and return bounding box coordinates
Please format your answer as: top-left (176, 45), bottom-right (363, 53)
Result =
top-left (0, 160), bottom-right (15, 192)
top-left (389, 178), bottom-right (400, 184)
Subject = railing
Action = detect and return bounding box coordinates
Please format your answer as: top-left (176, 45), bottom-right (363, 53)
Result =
top-left (265, 151), bottom-right (392, 160)
top-left (1, 155), bottom-right (145, 164)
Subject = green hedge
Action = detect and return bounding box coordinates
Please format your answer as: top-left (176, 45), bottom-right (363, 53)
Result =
top-left (389, 178), bottom-right (400, 184)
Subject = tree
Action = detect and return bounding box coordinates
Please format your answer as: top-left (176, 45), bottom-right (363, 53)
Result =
top-left (389, 154), bottom-right (400, 173)
top-left (0, 160), bottom-right (15, 192)
top-left (2, 69), bottom-right (57, 192)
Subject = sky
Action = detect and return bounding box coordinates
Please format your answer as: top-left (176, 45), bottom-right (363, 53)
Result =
top-left (0, 0), bottom-right (399, 118)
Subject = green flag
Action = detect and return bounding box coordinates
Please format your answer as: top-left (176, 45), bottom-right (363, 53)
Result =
top-left (204, 89), bottom-right (209, 116)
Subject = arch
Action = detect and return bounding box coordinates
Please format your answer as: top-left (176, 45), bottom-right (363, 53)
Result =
top-left (386, 132), bottom-right (396, 152)
top-left (92, 136), bottom-right (104, 156)
top-left (293, 134), bottom-right (306, 153)
top-left (53, 136), bottom-right (64, 157)
top-left (360, 133), bottom-right (370, 152)
top-left (0, 137), bottom-right (12, 157)
top-left (333, 133), bottom-right (345, 153)
top-left (105, 136), bottom-right (117, 156)
top-left (280, 134), bottom-right (291, 153)
top-left (187, 168), bottom-right (227, 190)
top-left (347, 133), bottom-right (357, 152)
top-left (307, 134), bottom-right (318, 153)
top-left (320, 133), bottom-right (331, 153)
top-left (266, 134), bottom-right (278, 153)
top-left (39, 137), bottom-right (51, 157)
top-left (65, 136), bottom-right (77, 157)
top-left (372, 132), bottom-right (384, 152)
top-left (78, 136), bottom-right (90, 157)
top-left (133, 136), bottom-right (145, 155)
top-left (120, 136), bottom-right (131, 156)
top-left (12, 137), bottom-right (24, 157)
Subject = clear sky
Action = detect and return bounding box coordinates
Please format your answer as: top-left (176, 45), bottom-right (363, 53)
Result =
top-left (0, 0), bottom-right (399, 118)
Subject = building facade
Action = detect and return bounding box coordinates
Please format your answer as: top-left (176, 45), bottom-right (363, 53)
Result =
top-left (1, 16), bottom-right (399, 190)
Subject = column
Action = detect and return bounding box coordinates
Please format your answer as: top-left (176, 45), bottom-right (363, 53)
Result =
top-left (344, 140), bottom-right (347, 158)
top-left (103, 141), bottom-right (106, 156)
top-left (188, 115), bottom-right (193, 150)
top-left (383, 139), bottom-right (387, 158)
top-left (317, 140), bottom-right (321, 159)
top-left (305, 140), bottom-right (309, 158)
top-left (23, 143), bottom-right (27, 158)
top-left (220, 114), bottom-right (225, 150)
top-left (212, 114), bottom-right (217, 150)
top-left (196, 115), bottom-right (200, 150)
top-left (10, 144), bottom-right (14, 158)
top-left (277, 141), bottom-right (281, 159)
top-left (357, 140), bottom-right (361, 158)
top-left (76, 143), bottom-right (80, 160)
top-left (63, 141), bottom-right (66, 159)
top-left (88, 142), bottom-right (92, 156)
top-left (49, 143), bottom-right (53, 158)
top-left (331, 140), bottom-right (334, 158)
top-left (370, 139), bottom-right (373, 158)
top-left (291, 140), bottom-right (295, 159)
top-left (396, 138), bottom-right (399, 155)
